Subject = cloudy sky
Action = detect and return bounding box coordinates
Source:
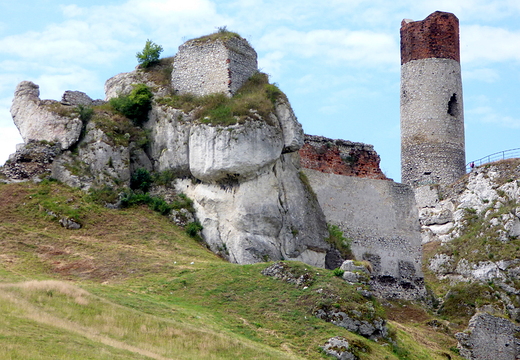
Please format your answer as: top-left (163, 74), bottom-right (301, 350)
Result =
top-left (1, 0), bottom-right (519, 181)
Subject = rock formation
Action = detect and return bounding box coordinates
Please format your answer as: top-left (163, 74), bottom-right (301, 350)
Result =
top-left (456, 312), bottom-right (520, 360)
top-left (10, 81), bottom-right (85, 150)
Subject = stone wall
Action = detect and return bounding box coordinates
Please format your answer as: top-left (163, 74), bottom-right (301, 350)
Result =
top-left (299, 135), bottom-right (388, 180)
top-left (304, 169), bottom-right (425, 299)
top-left (171, 36), bottom-right (257, 97)
top-left (400, 11), bottom-right (465, 187)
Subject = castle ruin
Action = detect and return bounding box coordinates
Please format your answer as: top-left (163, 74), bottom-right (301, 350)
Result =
top-left (400, 11), bottom-right (466, 187)
top-left (171, 35), bottom-right (258, 97)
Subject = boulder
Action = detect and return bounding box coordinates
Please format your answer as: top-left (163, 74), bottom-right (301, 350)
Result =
top-left (321, 337), bottom-right (358, 360)
top-left (456, 312), bottom-right (520, 360)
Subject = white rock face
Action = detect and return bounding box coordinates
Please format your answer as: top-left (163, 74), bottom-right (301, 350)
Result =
top-left (52, 122), bottom-right (131, 190)
top-left (146, 105), bottom-right (191, 174)
top-left (176, 153), bottom-right (330, 266)
top-left (275, 101), bottom-right (304, 153)
top-left (11, 81), bottom-right (83, 150)
top-left (189, 121), bottom-right (284, 183)
top-left (104, 69), bottom-right (171, 100)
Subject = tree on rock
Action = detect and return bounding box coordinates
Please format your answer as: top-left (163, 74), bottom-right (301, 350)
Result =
top-left (136, 39), bottom-right (163, 68)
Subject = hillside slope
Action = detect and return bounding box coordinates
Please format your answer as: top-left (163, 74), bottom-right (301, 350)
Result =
top-left (0, 180), bottom-right (462, 360)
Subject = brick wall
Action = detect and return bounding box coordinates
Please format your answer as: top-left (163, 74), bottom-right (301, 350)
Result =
top-left (299, 135), bottom-right (389, 180)
top-left (400, 11), bottom-right (459, 65)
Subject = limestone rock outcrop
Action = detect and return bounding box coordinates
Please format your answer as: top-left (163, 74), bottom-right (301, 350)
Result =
top-left (11, 81), bottom-right (85, 150)
top-left (176, 152), bottom-right (331, 265)
top-left (456, 312), bottom-right (520, 360)
top-left (321, 337), bottom-right (358, 360)
top-left (51, 121), bottom-right (133, 190)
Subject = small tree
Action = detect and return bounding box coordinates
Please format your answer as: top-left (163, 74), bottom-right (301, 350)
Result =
top-left (136, 39), bottom-right (163, 68)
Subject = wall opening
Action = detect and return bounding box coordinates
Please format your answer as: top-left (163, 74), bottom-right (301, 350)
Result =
top-left (447, 93), bottom-right (458, 117)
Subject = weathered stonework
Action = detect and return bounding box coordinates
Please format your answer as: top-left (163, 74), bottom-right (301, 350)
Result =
top-left (299, 135), bottom-right (388, 180)
top-left (400, 12), bottom-right (465, 187)
top-left (171, 36), bottom-right (257, 97)
top-left (303, 169), bottom-right (425, 299)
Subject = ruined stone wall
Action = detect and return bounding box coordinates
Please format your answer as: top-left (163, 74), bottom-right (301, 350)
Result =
top-left (400, 11), bottom-right (465, 187)
top-left (304, 168), bottom-right (425, 299)
top-left (299, 135), bottom-right (388, 180)
top-left (171, 36), bottom-right (257, 97)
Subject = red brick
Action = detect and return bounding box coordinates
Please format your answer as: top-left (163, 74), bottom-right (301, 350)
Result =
top-left (400, 11), bottom-right (459, 65)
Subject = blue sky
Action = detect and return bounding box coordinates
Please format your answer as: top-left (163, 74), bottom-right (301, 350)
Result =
top-left (1, 0), bottom-right (519, 181)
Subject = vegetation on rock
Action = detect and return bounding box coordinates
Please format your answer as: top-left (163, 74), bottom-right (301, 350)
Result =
top-left (109, 84), bottom-right (153, 126)
top-left (136, 39), bottom-right (163, 68)
top-left (157, 72), bottom-right (286, 126)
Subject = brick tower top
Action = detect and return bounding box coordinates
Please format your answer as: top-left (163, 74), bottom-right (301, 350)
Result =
top-left (400, 11), bottom-right (460, 65)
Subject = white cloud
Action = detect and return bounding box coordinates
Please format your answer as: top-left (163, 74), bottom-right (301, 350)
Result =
top-left (258, 28), bottom-right (397, 67)
top-left (461, 25), bottom-right (520, 64)
top-left (463, 68), bottom-right (500, 83)
top-left (469, 105), bottom-right (520, 129)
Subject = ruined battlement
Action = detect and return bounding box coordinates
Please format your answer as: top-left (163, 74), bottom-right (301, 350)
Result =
top-left (299, 135), bottom-right (388, 180)
top-left (400, 11), bottom-right (460, 65)
top-left (171, 34), bottom-right (258, 97)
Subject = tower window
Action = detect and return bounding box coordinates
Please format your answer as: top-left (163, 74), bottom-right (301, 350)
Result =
top-left (447, 93), bottom-right (458, 117)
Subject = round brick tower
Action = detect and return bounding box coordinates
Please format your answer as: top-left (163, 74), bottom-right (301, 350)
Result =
top-left (400, 11), bottom-right (465, 187)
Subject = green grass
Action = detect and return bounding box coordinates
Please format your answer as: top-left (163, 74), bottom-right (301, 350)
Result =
top-left (0, 181), bottom-right (464, 359)
top-left (157, 72), bottom-right (286, 126)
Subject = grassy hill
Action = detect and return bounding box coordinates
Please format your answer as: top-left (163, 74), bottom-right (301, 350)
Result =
top-left (0, 180), bottom-right (462, 359)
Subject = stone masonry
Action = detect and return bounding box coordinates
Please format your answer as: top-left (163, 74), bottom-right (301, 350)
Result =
top-left (171, 35), bottom-right (257, 97)
top-left (400, 11), bottom-right (466, 187)
top-left (299, 135), bottom-right (388, 180)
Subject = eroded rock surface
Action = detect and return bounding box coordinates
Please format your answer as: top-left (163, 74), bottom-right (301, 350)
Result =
top-left (456, 312), bottom-right (520, 360)
top-left (11, 81), bottom-right (84, 150)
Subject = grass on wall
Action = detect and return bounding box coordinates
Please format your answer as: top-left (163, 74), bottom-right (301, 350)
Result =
top-left (157, 72), bottom-right (286, 126)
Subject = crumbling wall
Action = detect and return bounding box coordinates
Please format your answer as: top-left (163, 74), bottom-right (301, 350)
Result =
top-left (299, 135), bottom-right (388, 180)
top-left (171, 36), bottom-right (257, 97)
top-left (304, 169), bottom-right (425, 299)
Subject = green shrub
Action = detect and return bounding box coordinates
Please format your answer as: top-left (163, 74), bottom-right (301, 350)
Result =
top-left (88, 186), bottom-right (120, 205)
top-left (76, 104), bottom-right (94, 123)
top-left (136, 39), bottom-right (163, 68)
top-left (186, 221), bottom-right (203, 238)
top-left (326, 224), bottom-right (353, 259)
top-left (109, 84), bottom-right (153, 126)
top-left (332, 268), bottom-right (344, 277)
top-left (130, 168), bottom-right (152, 193)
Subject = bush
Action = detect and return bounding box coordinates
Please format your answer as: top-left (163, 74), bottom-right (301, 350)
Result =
top-left (326, 224), bottom-right (353, 259)
top-left (120, 191), bottom-right (172, 216)
top-left (109, 84), bottom-right (153, 126)
top-left (186, 221), bottom-right (203, 238)
top-left (130, 168), bottom-right (152, 193)
top-left (136, 39), bottom-right (163, 68)
top-left (332, 268), bottom-right (345, 277)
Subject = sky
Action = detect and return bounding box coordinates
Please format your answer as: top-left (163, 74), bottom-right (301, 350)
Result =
top-left (0, 0), bottom-right (519, 182)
